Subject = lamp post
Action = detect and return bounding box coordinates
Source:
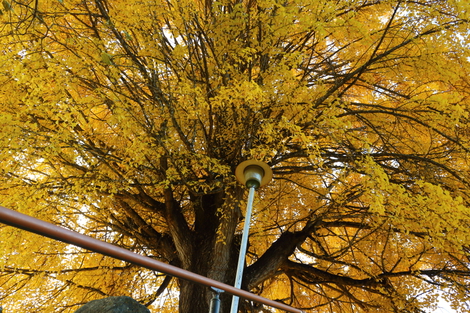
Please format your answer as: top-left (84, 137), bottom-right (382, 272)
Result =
top-left (230, 160), bottom-right (273, 313)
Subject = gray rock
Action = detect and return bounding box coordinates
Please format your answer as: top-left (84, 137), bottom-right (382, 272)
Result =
top-left (74, 296), bottom-right (150, 313)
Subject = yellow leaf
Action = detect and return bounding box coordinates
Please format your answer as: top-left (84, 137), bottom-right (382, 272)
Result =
top-left (100, 52), bottom-right (113, 65)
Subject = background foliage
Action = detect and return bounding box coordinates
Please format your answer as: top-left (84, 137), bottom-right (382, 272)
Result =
top-left (1, 0), bottom-right (470, 312)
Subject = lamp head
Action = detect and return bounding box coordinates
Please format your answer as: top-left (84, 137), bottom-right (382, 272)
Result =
top-left (235, 160), bottom-right (273, 189)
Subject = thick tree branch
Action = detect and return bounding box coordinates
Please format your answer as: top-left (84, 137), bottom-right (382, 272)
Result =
top-left (245, 230), bottom-right (309, 290)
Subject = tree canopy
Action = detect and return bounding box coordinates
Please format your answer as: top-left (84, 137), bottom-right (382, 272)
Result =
top-left (1, 0), bottom-right (470, 312)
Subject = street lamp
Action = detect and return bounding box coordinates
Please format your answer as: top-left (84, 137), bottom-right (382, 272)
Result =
top-left (235, 160), bottom-right (273, 189)
top-left (230, 160), bottom-right (273, 313)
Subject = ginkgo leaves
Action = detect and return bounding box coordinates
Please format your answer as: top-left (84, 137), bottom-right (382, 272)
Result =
top-left (1, 0), bottom-right (470, 312)
top-left (1, 0), bottom-right (12, 12)
top-left (355, 156), bottom-right (470, 252)
top-left (101, 52), bottom-right (114, 65)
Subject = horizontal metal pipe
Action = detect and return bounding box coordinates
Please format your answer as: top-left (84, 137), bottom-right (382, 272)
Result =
top-left (0, 205), bottom-right (303, 313)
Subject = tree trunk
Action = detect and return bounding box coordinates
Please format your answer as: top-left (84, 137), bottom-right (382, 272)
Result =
top-left (176, 236), bottom-right (240, 313)
top-left (173, 188), bottom-right (242, 313)
top-left (179, 279), bottom-right (236, 313)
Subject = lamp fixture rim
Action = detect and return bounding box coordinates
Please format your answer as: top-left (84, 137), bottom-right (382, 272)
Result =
top-left (235, 160), bottom-right (273, 188)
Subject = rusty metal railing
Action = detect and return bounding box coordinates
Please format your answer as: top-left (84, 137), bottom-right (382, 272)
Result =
top-left (0, 205), bottom-right (303, 313)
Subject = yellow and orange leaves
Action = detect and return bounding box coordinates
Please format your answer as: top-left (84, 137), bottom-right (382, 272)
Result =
top-left (1, 0), bottom-right (470, 311)
top-left (357, 156), bottom-right (470, 253)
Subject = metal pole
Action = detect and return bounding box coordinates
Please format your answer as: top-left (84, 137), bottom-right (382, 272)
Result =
top-left (0, 205), bottom-right (303, 313)
top-left (209, 287), bottom-right (224, 313)
top-left (230, 186), bottom-right (256, 313)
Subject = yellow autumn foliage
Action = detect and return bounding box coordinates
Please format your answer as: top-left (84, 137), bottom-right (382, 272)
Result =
top-left (0, 0), bottom-right (470, 312)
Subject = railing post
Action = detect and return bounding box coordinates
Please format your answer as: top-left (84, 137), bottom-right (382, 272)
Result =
top-left (209, 287), bottom-right (224, 313)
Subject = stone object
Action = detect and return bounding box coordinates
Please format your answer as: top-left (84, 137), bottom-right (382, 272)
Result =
top-left (74, 296), bottom-right (150, 313)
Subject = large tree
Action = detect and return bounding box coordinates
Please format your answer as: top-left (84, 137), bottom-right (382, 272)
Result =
top-left (1, 0), bottom-right (470, 312)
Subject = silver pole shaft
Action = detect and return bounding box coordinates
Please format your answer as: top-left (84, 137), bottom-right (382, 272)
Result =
top-left (230, 186), bottom-right (256, 313)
